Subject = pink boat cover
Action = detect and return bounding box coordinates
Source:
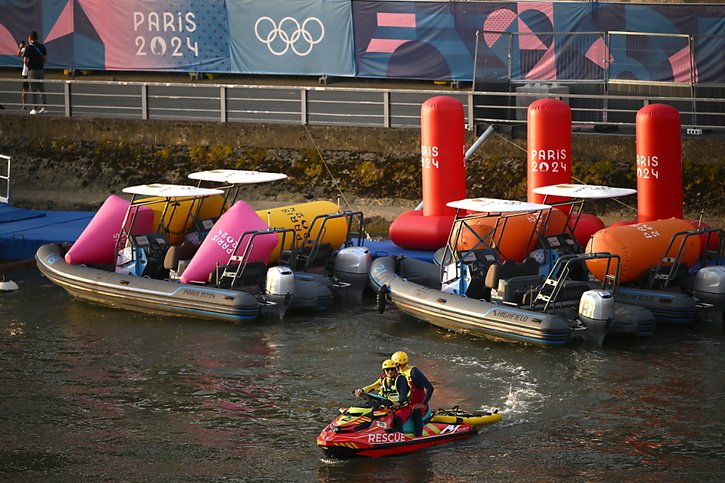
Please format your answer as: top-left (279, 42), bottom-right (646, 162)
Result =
top-left (65, 194), bottom-right (154, 265)
top-left (180, 200), bottom-right (278, 284)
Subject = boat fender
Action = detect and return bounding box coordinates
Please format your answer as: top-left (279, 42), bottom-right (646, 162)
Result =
top-left (0, 277), bottom-right (19, 291)
top-left (377, 286), bottom-right (389, 314)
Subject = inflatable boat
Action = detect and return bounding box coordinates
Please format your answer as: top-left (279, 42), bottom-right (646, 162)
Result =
top-left (37, 242), bottom-right (263, 321)
top-left (534, 184), bottom-right (725, 324)
top-left (37, 183), bottom-right (334, 321)
top-left (317, 393), bottom-right (501, 458)
top-left (189, 169), bottom-right (372, 300)
top-left (370, 197), bottom-right (657, 346)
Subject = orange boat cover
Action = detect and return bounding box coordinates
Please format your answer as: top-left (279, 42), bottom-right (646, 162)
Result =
top-left (585, 218), bottom-right (700, 283)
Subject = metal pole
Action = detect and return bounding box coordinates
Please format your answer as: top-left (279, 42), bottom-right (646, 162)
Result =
top-left (472, 30), bottom-right (480, 91)
top-left (141, 83), bottom-right (148, 120)
top-left (64, 81), bottom-right (71, 117)
top-left (465, 124), bottom-right (495, 161)
top-left (689, 35), bottom-right (697, 127)
top-left (220, 86), bottom-right (227, 123)
top-left (383, 90), bottom-right (390, 128)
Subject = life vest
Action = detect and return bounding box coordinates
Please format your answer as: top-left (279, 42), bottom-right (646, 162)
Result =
top-left (380, 374), bottom-right (405, 402)
top-left (399, 364), bottom-right (425, 405)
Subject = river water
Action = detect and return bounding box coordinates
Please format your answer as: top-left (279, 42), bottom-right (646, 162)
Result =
top-left (2, 268), bottom-right (725, 481)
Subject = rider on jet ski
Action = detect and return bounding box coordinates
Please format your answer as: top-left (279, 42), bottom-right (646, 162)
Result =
top-left (391, 351), bottom-right (435, 437)
top-left (354, 359), bottom-right (411, 433)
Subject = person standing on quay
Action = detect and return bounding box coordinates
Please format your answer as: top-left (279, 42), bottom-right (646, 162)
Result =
top-left (16, 39), bottom-right (29, 110)
top-left (23, 31), bottom-right (47, 115)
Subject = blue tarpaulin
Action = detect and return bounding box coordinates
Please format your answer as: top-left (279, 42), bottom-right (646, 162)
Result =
top-left (0, 204), bottom-right (93, 261)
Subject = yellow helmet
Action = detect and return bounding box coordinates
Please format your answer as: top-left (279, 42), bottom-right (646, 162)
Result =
top-left (382, 359), bottom-right (397, 370)
top-left (391, 351), bottom-right (408, 366)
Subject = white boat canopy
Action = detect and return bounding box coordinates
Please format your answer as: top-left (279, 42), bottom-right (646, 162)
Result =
top-left (533, 183), bottom-right (636, 199)
top-left (122, 183), bottom-right (224, 198)
top-left (446, 198), bottom-right (552, 213)
top-left (188, 169), bottom-right (288, 185)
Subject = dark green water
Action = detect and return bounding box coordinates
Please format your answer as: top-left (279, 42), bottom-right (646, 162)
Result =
top-left (2, 269), bottom-right (725, 481)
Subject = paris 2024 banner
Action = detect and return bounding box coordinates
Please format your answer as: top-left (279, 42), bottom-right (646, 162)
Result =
top-left (0, 0), bottom-right (722, 83)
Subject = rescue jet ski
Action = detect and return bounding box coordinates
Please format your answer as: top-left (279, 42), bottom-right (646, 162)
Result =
top-left (317, 392), bottom-right (501, 458)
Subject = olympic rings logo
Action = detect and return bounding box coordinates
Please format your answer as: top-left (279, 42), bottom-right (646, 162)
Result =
top-left (254, 16), bottom-right (325, 56)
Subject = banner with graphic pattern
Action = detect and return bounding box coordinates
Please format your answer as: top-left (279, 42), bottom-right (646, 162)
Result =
top-left (352, 1), bottom-right (725, 83)
top-left (0, 1), bottom-right (722, 83)
top-left (227, 0), bottom-right (354, 76)
top-left (0, 0), bottom-right (229, 71)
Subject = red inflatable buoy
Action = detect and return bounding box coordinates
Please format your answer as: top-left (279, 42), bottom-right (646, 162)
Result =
top-left (569, 213), bottom-right (605, 246)
top-left (390, 96), bottom-right (466, 250)
top-left (636, 104), bottom-right (682, 222)
top-left (389, 210), bottom-right (455, 251)
top-left (527, 99), bottom-right (572, 207)
top-left (420, 96), bottom-right (466, 217)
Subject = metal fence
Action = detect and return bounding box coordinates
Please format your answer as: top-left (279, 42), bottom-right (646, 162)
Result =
top-left (474, 30), bottom-right (724, 86)
top-left (470, 30), bottom-right (724, 133)
top-left (474, 31), bottom-right (608, 83)
top-left (606, 31), bottom-right (694, 86)
top-left (0, 76), bottom-right (723, 133)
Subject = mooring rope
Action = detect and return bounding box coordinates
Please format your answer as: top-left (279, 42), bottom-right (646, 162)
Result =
top-left (303, 125), bottom-right (354, 211)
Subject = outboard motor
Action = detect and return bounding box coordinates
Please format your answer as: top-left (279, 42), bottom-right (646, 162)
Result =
top-left (692, 266), bottom-right (725, 322)
top-left (333, 246), bottom-right (372, 299)
top-left (578, 289), bottom-right (614, 345)
top-left (264, 266), bottom-right (295, 319)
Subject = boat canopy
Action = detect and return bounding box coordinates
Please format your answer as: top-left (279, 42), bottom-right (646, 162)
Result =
top-left (447, 198), bottom-right (551, 213)
top-left (533, 184), bottom-right (636, 199)
top-left (188, 169), bottom-right (288, 185)
top-left (122, 184), bottom-right (224, 198)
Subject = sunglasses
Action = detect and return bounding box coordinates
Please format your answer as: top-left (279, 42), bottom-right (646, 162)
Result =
top-left (383, 368), bottom-right (396, 372)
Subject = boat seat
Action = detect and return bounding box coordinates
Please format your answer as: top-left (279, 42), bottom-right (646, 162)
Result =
top-left (163, 240), bottom-right (197, 274)
top-left (559, 280), bottom-right (590, 304)
top-left (496, 275), bottom-right (544, 304)
top-left (214, 260), bottom-right (268, 289)
top-left (484, 257), bottom-right (539, 290)
top-left (461, 248), bottom-right (498, 278)
top-left (133, 233), bottom-right (170, 277)
top-left (464, 276), bottom-right (490, 301)
top-left (638, 262), bottom-right (689, 289)
top-left (535, 279), bottom-right (590, 307)
top-left (294, 242), bottom-right (334, 271)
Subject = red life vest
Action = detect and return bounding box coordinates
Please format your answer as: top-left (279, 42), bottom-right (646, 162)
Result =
top-left (399, 364), bottom-right (425, 405)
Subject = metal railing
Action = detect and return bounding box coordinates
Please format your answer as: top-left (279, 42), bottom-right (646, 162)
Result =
top-left (0, 154), bottom-right (10, 204)
top-left (1, 77), bottom-right (723, 133)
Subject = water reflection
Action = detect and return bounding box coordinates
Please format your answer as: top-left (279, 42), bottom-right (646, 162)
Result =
top-left (1, 269), bottom-right (725, 480)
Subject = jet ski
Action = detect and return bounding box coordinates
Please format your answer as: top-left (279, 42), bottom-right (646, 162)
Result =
top-left (317, 393), bottom-right (501, 458)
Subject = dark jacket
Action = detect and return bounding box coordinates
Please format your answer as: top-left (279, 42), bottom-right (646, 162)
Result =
top-left (24, 42), bottom-right (46, 71)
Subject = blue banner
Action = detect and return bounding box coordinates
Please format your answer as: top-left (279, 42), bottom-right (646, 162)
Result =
top-left (0, 1), bottom-right (722, 82)
top-left (227, 0), bottom-right (355, 76)
top-left (353, 1), bottom-right (460, 80)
